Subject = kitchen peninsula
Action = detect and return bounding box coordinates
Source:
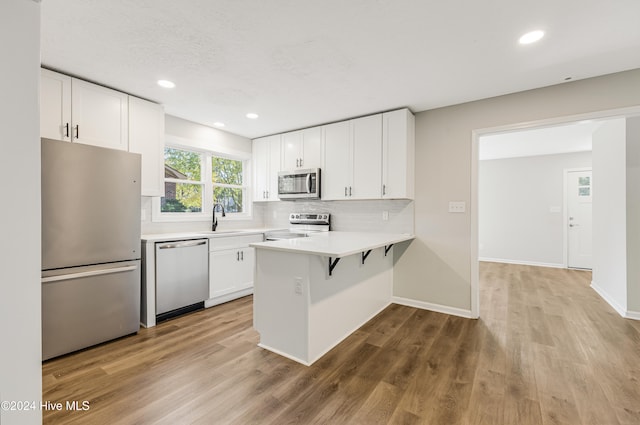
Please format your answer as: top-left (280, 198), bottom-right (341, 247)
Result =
top-left (250, 231), bottom-right (414, 365)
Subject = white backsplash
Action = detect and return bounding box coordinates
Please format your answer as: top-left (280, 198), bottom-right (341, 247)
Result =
top-left (141, 197), bottom-right (414, 235)
top-left (263, 199), bottom-right (414, 234)
top-left (140, 197), bottom-right (266, 235)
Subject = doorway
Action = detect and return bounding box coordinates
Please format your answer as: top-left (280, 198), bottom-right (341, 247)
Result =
top-left (565, 169), bottom-right (593, 269)
top-left (471, 106), bottom-right (640, 318)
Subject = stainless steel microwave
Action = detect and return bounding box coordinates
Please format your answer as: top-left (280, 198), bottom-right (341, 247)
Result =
top-left (277, 168), bottom-right (321, 200)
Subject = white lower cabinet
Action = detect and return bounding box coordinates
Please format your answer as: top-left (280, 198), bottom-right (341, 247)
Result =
top-left (207, 234), bottom-right (263, 306)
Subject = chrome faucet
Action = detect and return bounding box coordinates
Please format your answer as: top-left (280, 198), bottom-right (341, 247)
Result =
top-left (212, 203), bottom-right (226, 231)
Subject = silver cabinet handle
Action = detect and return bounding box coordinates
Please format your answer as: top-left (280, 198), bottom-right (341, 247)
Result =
top-left (241, 250), bottom-right (244, 261)
top-left (158, 240), bottom-right (207, 249)
top-left (299, 158), bottom-right (303, 167)
top-left (345, 187), bottom-right (347, 197)
top-left (296, 159), bottom-right (300, 167)
top-left (42, 265), bottom-right (138, 283)
top-left (383, 184), bottom-right (386, 196)
top-left (237, 251), bottom-right (240, 261)
top-left (349, 186), bottom-right (352, 196)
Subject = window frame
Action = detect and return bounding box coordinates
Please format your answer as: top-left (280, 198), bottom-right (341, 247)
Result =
top-left (152, 141), bottom-right (252, 223)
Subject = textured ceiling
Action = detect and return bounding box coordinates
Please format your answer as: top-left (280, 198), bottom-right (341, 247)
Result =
top-left (41, 0), bottom-right (640, 139)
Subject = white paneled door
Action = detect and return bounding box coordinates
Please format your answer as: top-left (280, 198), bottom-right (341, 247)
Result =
top-left (567, 169), bottom-right (593, 269)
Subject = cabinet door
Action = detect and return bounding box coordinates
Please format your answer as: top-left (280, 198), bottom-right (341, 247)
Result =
top-left (252, 137), bottom-right (269, 201)
top-left (382, 109), bottom-right (415, 199)
top-left (237, 247), bottom-right (255, 291)
top-left (322, 121), bottom-right (351, 200)
top-left (129, 97), bottom-right (165, 197)
top-left (267, 135), bottom-right (281, 201)
top-left (301, 126), bottom-right (322, 169)
top-left (40, 69), bottom-right (71, 141)
top-left (282, 130), bottom-right (302, 170)
top-left (71, 78), bottom-right (129, 150)
top-left (351, 114), bottom-right (382, 199)
top-left (209, 249), bottom-right (239, 298)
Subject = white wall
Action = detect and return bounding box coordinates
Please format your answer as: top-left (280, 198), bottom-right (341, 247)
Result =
top-left (591, 119), bottom-right (627, 313)
top-left (479, 151), bottom-right (592, 267)
top-left (141, 115), bottom-right (264, 234)
top-left (0, 1), bottom-right (42, 424)
top-left (394, 68), bottom-right (640, 316)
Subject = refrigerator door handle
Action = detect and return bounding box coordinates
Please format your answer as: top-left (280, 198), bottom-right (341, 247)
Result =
top-left (42, 265), bottom-right (138, 283)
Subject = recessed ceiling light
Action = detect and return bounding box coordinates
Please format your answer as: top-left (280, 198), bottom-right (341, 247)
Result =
top-left (157, 79), bottom-right (175, 88)
top-left (213, 122), bottom-right (225, 128)
top-left (246, 113), bottom-right (259, 119)
top-left (519, 30), bottom-right (545, 45)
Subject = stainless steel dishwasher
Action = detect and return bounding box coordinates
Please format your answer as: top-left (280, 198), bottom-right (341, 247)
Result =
top-left (155, 239), bottom-right (209, 321)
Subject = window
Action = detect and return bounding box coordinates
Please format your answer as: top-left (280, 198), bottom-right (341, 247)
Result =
top-left (157, 146), bottom-right (249, 220)
top-left (162, 148), bottom-right (203, 213)
top-left (212, 157), bottom-right (244, 213)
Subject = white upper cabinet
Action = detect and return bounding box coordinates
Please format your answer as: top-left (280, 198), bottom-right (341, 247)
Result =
top-left (351, 114), bottom-right (382, 199)
top-left (253, 135), bottom-right (281, 201)
top-left (129, 97), bottom-right (165, 197)
top-left (323, 115), bottom-right (382, 200)
top-left (40, 69), bottom-right (71, 141)
top-left (382, 109), bottom-right (415, 199)
top-left (41, 69), bottom-right (165, 196)
top-left (282, 126), bottom-right (322, 170)
top-left (40, 69), bottom-right (129, 151)
top-left (71, 78), bottom-right (129, 150)
top-left (322, 121), bottom-right (351, 200)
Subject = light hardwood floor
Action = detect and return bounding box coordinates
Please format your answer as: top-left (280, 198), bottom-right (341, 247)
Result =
top-left (42, 263), bottom-right (640, 424)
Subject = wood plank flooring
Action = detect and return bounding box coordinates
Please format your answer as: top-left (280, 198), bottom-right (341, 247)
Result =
top-left (42, 263), bottom-right (640, 424)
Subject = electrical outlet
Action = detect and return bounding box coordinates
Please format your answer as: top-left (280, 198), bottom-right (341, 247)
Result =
top-left (448, 201), bottom-right (466, 213)
top-left (294, 277), bottom-right (302, 295)
top-left (382, 211), bottom-right (389, 221)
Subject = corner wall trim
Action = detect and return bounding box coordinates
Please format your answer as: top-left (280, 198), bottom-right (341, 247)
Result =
top-left (392, 296), bottom-right (477, 319)
top-left (626, 310), bottom-right (640, 321)
top-left (590, 281), bottom-right (627, 318)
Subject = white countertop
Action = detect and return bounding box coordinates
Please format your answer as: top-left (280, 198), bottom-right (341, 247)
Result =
top-left (250, 231), bottom-right (414, 258)
top-left (141, 228), bottom-right (279, 242)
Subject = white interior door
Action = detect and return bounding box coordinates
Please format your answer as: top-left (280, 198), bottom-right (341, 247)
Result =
top-left (567, 170), bottom-right (593, 269)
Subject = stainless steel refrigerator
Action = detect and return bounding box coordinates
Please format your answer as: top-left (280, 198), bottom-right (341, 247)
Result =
top-left (41, 138), bottom-right (141, 360)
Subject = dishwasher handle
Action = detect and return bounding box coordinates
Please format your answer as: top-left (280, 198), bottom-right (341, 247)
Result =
top-left (157, 240), bottom-right (208, 250)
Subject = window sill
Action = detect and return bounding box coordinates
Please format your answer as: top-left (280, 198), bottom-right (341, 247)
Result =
top-left (151, 212), bottom-right (253, 223)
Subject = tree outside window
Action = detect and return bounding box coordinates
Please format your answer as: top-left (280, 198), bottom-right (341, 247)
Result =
top-left (161, 146), bottom-right (247, 216)
top-left (212, 157), bottom-right (244, 213)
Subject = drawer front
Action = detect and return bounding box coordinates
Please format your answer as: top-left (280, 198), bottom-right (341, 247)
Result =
top-left (209, 234), bottom-right (264, 251)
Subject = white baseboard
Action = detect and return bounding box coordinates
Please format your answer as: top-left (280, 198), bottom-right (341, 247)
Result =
top-left (626, 310), bottom-right (640, 321)
top-left (479, 257), bottom-right (565, 269)
top-left (590, 281), bottom-right (627, 317)
top-left (392, 296), bottom-right (476, 319)
top-left (204, 288), bottom-right (253, 308)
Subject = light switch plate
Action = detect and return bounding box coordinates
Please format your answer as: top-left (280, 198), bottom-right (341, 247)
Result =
top-left (448, 201), bottom-right (466, 213)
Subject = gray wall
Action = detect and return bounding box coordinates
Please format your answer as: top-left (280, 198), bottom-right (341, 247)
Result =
top-left (394, 68), bottom-right (640, 314)
top-left (626, 117), bottom-right (640, 313)
top-left (0, 0), bottom-right (42, 423)
top-left (479, 151), bottom-right (592, 267)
